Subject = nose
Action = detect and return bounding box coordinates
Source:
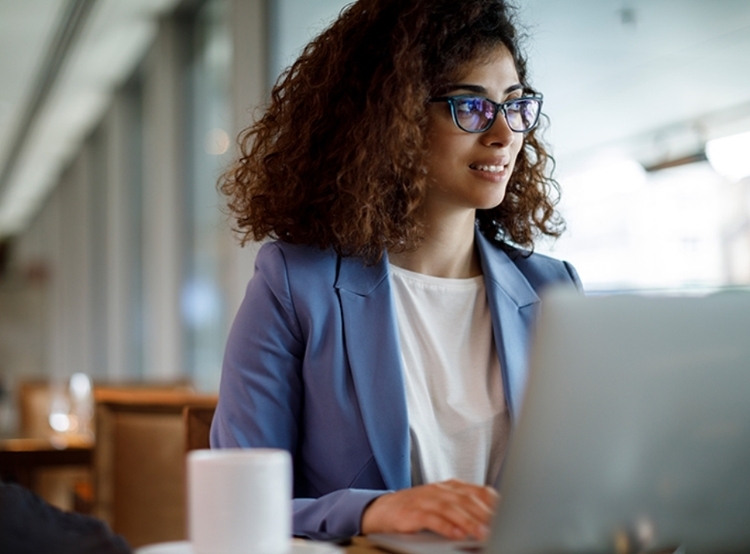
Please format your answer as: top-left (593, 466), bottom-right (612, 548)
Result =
top-left (480, 111), bottom-right (515, 147)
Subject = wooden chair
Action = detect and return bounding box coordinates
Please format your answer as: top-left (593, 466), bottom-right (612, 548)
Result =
top-left (92, 389), bottom-right (217, 548)
top-left (13, 378), bottom-right (193, 512)
top-left (183, 403), bottom-right (217, 452)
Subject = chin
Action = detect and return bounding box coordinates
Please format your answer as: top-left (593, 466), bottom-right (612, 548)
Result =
top-left (478, 190), bottom-right (507, 210)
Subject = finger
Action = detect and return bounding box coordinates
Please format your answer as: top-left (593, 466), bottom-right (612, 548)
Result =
top-left (415, 511), bottom-right (474, 540)
top-left (440, 502), bottom-right (490, 540)
top-left (416, 489), bottom-right (492, 539)
top-left (434, 482), bottom-right (496, 523)
top-left (470, 486), bottom-right (499, 511)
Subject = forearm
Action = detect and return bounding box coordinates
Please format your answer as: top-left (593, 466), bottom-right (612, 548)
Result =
top-left (293, 489), bottom-right (388, 540)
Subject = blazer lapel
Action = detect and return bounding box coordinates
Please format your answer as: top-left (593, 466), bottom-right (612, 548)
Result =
top-left (335, 255), bottom-right (411, 490)
top-left (475, 230), bottom-right (541, 420)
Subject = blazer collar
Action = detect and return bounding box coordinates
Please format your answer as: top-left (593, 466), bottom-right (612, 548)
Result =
top-left (475, 228), bottom-right (540, 309)
top-left (475, 228), bottom-right (541, 418)
top-left (335, 255), bottom-right (388, 296)
top-left (335, 228), bottom-right (540, 305)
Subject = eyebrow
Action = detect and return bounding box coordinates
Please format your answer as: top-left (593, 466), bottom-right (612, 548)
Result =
top-left (439, 83), bottom-right (525, 96)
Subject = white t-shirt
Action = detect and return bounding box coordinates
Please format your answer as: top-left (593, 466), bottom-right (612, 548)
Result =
top-left (389, 264), bottom-right (511, 486)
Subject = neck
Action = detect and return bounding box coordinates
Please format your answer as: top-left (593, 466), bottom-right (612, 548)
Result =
top-left (389, 209), bottom-right (481, 279)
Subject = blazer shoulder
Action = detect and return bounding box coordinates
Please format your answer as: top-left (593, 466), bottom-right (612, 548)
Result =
top-left (258, 241), bottom-right (337, 268)
top-left (502, 245), bottom-right (583, 292)
top-left (256, 241), bottom-right (339, 282)
top-left (252, 242), bottom-right (349, 320)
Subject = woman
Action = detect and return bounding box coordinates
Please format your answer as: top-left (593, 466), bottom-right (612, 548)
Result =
top-left (211, 0), bottom-right (582, 542)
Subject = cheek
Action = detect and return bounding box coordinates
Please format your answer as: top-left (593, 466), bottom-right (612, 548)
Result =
top-left (426, 133), bottom-right (470, 174)
top-left (510, 136), bottom-right (525, 169)
top-left (427, 121), bottom-right (463, 154)
top-left (425, 109), bottom-right (474, 158)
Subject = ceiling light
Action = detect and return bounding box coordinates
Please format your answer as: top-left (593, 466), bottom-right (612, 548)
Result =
top-left (705, 131), bottom-right (750, 182)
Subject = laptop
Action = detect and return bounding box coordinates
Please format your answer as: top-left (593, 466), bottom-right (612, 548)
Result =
top-left (370, 288), bottom-right (750, 554)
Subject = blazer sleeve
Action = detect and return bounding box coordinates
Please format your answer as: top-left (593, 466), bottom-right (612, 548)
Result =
top-left (209, 243), bottom-right (386, 540)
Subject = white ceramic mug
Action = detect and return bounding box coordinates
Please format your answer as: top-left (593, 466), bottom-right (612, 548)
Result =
top-left (187, 448), bottom-right (292, 554)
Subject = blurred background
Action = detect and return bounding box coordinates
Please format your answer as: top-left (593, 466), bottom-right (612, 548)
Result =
top-left (1, 0), bottom-right (749, 431)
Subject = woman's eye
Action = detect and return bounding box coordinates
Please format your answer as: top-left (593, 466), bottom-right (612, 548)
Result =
top-left (456, 98), bottom-right (482, 113)
top-left (460, 98), bottom-right (495, 119)
top-left (506, 100), bottom-right (523, 113)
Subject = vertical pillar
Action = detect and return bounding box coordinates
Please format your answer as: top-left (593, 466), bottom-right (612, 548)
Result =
top-left (141, 18), bottom-right (187, 380)
top-left (102, 93), bottom-right (141, 381)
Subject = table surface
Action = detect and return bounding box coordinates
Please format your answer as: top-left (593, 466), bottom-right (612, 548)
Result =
top-left (0, 435), bottom-right (93, 450)
top-left (345, 536), bottom-right (388, 553)
top-left (0, 436), bottom-right (94, 464)
top-left (133, 537), bottom-right (390, 553)
top-left (0, 435), bottom-right (94, 488)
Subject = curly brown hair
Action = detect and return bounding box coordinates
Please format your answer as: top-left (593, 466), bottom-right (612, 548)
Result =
top-left (220, 0), bottom-right (564, 261)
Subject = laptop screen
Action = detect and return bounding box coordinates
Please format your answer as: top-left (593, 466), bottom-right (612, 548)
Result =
top-left (488, 289), bottom-right (750, 554)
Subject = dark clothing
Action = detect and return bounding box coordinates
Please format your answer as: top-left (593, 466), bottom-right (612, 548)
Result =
top-left (0, 481), bottom-right (132, 554)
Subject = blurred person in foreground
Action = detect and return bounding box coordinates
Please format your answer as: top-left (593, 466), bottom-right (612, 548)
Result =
top-left (211, 0), bottom-right (582, 542)
top-left (0, 481), bottom-right (131, 554)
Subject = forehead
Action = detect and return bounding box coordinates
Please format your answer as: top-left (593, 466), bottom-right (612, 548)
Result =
top-left (453, 45), bottom-right (519, 85)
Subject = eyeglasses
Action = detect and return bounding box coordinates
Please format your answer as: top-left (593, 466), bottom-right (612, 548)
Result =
top-left (429, 93), bottom-right (543, 133)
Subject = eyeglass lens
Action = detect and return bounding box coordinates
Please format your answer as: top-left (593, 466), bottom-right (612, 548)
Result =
top-left (453, 96), bottom-right (540, 132)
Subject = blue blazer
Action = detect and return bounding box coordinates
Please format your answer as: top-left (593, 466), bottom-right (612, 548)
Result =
top-left (210, 228), bottom-right (581, 540)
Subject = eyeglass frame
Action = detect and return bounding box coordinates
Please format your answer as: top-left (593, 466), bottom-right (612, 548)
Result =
top-left (429, 93), bottom-right (544, 134)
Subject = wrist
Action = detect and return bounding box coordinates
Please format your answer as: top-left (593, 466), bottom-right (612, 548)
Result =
top-left (360, 492), bottom-right (392, 535)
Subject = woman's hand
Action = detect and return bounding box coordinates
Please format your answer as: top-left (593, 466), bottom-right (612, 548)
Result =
top-left (360, 479), bottom-right (498, 540)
